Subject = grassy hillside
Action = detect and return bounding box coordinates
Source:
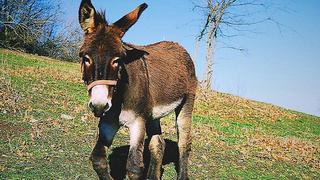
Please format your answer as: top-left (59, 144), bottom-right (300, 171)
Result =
top-left (0, 49), bottom-right (319, 179)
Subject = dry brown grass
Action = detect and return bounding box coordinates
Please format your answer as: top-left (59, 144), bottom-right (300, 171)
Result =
top-left (0, 76), bottom-right (21, 115)
top-left (247, 135), bottom-right (320, 169)
top-left (194, 88), bottom-right (298, 122)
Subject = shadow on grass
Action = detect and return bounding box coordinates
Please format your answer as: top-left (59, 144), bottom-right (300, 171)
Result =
top-left (108, 139), bottom-right (179, 180)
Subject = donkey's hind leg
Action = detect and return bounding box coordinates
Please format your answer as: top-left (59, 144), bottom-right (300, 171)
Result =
top-left (175, 95), bottom-right (195, 180)
top-left (146, 119), bottom-right (165, 180)
top-left (146, 134), bottom-right (165, 180)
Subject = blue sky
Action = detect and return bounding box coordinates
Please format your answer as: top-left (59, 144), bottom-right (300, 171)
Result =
top-left (63, 0), bottom-right (320, 116)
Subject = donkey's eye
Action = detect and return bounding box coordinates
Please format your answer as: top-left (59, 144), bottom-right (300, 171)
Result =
top-left (111, 57), bottom-right (120, 67)
top-left (83, 55), bottom-right (91, 66)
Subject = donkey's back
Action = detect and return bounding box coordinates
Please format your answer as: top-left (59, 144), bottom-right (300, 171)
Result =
top-left (143, 41), bottom-right (197, 103)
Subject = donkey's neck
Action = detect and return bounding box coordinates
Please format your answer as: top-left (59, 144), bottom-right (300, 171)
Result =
top-left (120, 52), bottom-right (152, 117)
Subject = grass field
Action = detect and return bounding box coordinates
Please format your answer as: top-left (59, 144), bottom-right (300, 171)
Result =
top-left (0, 49), bottom-right (319, 179)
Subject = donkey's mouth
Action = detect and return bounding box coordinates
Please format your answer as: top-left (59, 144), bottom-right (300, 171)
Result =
top-left (89, 102), bottom-right (111, 117)
top-left (93, 112), bottom-right (102, 117)
top-left (93, 110), bottom-right (108, 117)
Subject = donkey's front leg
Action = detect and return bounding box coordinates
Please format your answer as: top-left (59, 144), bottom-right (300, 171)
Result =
top-left (90, 141), bottom-right (112, 180)
top-left (127, 118), bottom-right (146, 180)
top-left (91, 121), bottom-right (119, 180)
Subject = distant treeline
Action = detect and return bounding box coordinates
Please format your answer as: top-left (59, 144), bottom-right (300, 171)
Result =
top-left (0, 0), bottom-right (81, 61)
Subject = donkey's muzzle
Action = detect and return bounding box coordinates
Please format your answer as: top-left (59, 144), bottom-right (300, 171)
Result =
top-left (89, 102), bottom-right (110, 117)
top-left (88, 84), bottom-right (113, 117)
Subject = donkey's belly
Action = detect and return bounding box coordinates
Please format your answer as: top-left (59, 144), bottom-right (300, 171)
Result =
top-left (118, 97), bottom-right (183, 127)
top-left (152, 98), bottom-right (183, 119)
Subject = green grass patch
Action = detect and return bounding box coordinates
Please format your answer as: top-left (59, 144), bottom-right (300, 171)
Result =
top-left (193, 115), bottom-right (256, 145)
top-left (260, 117), bottom-right (320, 140)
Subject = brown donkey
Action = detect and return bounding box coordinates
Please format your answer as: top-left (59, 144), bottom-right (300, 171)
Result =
top-left (78, 0), bottom-right (197, 179)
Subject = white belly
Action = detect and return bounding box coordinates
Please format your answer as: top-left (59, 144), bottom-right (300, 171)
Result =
top-left (152, 98), bottom-right (183, 119)
top-left (118, 98), bottom-right (183, 126)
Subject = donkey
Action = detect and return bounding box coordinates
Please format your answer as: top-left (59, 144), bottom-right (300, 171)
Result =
top-left (78, 0), bottom-right (197, 179)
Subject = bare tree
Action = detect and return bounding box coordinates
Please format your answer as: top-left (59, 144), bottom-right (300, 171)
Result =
top-left (0, 0), bottom-right (81, 61)
top-left (0, 0), bottom-right (60, 49)
top-left (194, 0), bottom-right (280, 89)
top-left (43, 22), bottom-right (82, 61)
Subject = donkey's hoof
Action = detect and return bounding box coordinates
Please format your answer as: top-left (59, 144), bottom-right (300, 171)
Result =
top-left (177, 174), bottom-right (189, 180)
top-left (127, 171), bottom-right (142, 180)
top-left (98, 174), bottom-right (113, 180)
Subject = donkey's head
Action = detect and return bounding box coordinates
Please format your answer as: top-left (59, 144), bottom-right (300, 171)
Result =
top-left (78, 0), bottom-right (147, 117)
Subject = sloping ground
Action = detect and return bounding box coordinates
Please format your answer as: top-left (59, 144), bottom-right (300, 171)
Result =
top-left (195, 88), bottom-right (298, 121)
top-left (0, 49), bottom-right (319, 179)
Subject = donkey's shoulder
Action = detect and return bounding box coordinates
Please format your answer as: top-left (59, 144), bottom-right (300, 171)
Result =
top-left (127, 41), bottom-right (191, 62)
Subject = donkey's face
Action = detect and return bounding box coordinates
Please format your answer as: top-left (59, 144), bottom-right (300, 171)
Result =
top-left (79, 0), bottom-right (147, 117)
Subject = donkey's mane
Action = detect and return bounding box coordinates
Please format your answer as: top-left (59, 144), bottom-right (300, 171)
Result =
top-left (96, 11), bottom-right (107, 24)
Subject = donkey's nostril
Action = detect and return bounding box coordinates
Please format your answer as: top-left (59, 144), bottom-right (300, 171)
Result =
top-left (104, 103), bottom-right (110, 111)
top-left (102, 103), bottom-right (111, 116)
top-left (89, 102), bottom-right (94, 111)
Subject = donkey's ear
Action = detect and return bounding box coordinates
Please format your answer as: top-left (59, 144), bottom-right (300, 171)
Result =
top-left (113, 3), bottom-right (148, 37)
top-left (79, 0), bottom-right (97, 33)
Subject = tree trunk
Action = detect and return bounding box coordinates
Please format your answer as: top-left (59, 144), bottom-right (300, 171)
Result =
top-left (3, 0), bottom-right (8, 37)
top-left (0, 0), bottom-right (3, 21)
top-left (192, 39), bottom-right (200, 66)
top-left (203, 21), bottom-right (215, 89)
